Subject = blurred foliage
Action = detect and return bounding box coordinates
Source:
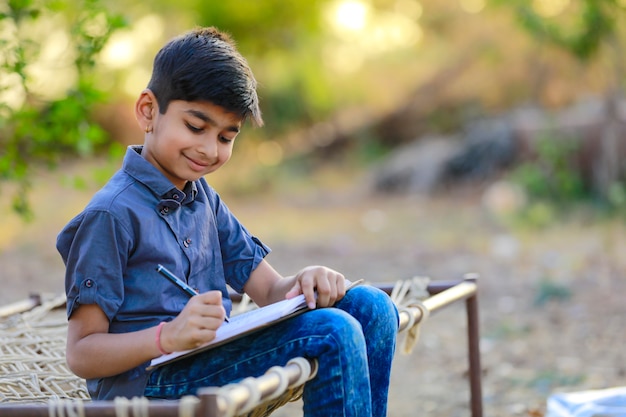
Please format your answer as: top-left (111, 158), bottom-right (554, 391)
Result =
top-left (185, 1), bottom-right (334, 135)
top-left (508, 130), bottom-right (626, 221)
top-left (494, 0), bottom-right (626, 214)
top-left (510, 134), bottom-right (586, 204)
top-left (492, 0), bottom-right (618, 60)
top-left (0, 0), bottom-right (126, 218)
top-left (534, 277), bottom-right (572, 306)
top-left (2, 0), bottom-right (626, 218)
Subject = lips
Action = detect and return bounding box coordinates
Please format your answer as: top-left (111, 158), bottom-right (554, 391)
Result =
top-left (185, 154), bottom-right (212, 171)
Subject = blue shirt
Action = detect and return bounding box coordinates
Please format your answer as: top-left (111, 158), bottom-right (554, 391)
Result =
top-left (56, 145), bottom-right (270, 400)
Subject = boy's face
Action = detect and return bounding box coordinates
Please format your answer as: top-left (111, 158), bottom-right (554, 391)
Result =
top-left (141, 98), bottom-right (243, 190)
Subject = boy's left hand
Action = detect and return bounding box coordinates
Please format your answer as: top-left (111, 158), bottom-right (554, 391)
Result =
top-left (285, 266), bottom-right (346, 309)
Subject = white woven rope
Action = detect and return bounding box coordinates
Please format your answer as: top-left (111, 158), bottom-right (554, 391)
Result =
top-left (4, 278), bottom-right (432, 416)
top-left (400, 301), bottom-right (430, 354)
top-left (286, 357), bottom-right (314, 388)
top-left (236, 377), bottom-right (263, 414)
top-left (263, 366), bottom-right (290, 402)
top-left (113, 396), bottom-right (150, 417)
top-left (48, 398), bottom-right (85, 417)
top-left (178, 395), bottom-right (200, 417)
top-left (389, 276), bottom-right (431, 354)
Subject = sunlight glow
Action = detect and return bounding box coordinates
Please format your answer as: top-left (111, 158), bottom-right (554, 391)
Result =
top-left (123, 67), bottom-right (151, 97)
top-left (0, 19), bottom-right (23, 110)
top-left (82, 12), bottom-right (109, 38)
top-left (394, 0), bottom-right (423, 20)
top-left (370, 12), bottom-right (422, 53)
top-left (27, 30), bottom-right (78, 101)
top-left (322, 44), bottom-right (365, 74)
top-left (0, 73), bottom-right (25, 111)
top-left (532, 0), bottom-right (570, 17)
top-left (0, 14), bottom-right (78, 105)
top-left (323, 0), bottom-right (422, 74)
top-left (100, 14), bottom-right (164, 70)
top-left (99, 15), bottom-right (164, 96)
top-left (332, 0), bottom-right (369, 33)
top-left (101, 32), bottom-right (136, 69)
top-left (459, 0), bottom-right (486, 14)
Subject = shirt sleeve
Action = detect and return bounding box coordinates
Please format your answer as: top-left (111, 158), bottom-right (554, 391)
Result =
top-left (57, 210), bottom-right (132, 321)
top-left (212, 193), bottom-right (271, 293)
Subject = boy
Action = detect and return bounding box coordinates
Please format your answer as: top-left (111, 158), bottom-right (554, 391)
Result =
top-left (57, 27), bottom-right (398, 417)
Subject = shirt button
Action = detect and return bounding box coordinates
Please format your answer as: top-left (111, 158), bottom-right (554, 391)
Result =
top-left (183, 238), bottom-right (192, 247)
top-left (173, 194), bottom-right (180, 200)
top-left (160, 207), bottom-right (169, 215)
top-left (85, 279), bottom-right (93, 288)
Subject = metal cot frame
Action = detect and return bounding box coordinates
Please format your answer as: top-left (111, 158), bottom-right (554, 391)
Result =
top-left (0, 276), bottom-right (482, 417)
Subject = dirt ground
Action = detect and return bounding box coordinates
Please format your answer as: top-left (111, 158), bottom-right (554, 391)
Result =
top-left (1, 163), bottom-right (625, 416)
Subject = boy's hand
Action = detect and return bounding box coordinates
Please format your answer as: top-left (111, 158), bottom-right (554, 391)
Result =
top-left (285, 266), bottom-right (346, 309)
top-left (160, 290), bottom-right (226, 352)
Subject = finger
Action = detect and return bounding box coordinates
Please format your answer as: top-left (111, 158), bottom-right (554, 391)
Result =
top-left (315, 277), bottom-right (332, 307)
top-left (186, 326), bottom-right (219, 348)
top-left (198, 290), bottom-right (223, 304)
top-left (185, 307), bottom-right (223, 329)
top-left (336, 274), bottom-right (346, 298)
top-left (285, 281), bottom-right (302, 299)
top-left (184, 298), bottom-right (226, 326)
top-left (299, 275), bottom-right (317, 309)
top-left (199, 304), bottom-right (226, 323)
top-left (332, 273), bottom-right (347, 304)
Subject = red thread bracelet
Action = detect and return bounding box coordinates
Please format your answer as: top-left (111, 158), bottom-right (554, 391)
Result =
top-left (155, 322), bottom-right (170, 355)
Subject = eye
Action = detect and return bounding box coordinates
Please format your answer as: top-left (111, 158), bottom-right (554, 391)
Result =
top-left (219, 135), bottom-right (234, 144)
top-left (185, 122), bottom-right (203, 133)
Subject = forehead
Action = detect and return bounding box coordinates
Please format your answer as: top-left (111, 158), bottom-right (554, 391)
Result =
top-left (168, 100), bottom-right (243, 129)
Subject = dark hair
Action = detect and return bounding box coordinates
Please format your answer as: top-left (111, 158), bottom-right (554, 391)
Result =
top-left (147, 27), bottom-right (263, 126)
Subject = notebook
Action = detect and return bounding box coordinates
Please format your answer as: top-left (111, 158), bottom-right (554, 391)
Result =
top-left (148, 279), bottom-right (363, 369)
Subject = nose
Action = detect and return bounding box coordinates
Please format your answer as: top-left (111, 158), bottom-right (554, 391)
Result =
top-left (198, 136), bottom-right (219, 160)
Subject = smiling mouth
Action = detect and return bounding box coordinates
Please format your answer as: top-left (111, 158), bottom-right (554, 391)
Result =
top-left (185, 155), bottom-right (212, 171)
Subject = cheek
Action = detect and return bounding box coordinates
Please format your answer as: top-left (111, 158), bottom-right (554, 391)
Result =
top-left (219, 147), bottom-right (233, 163)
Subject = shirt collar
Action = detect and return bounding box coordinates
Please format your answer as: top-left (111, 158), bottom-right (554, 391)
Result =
top-left (123, 145), bottom-right (198, 207)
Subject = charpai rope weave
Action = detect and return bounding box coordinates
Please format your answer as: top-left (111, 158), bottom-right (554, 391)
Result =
top-left (0, 294), bottom-right (90, 403)
top-left (0, 278), bottom-right (433, 416)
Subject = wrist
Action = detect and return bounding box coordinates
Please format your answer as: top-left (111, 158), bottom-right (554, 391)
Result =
top-left (155, 322), bottom-right (171, 355)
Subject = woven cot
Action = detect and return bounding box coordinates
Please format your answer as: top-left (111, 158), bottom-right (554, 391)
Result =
top-left (0, 295), bottom-right (90, 403)
top-left (0, 277), bottom-right (482, 417)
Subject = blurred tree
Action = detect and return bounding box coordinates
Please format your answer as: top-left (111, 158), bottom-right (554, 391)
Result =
top-left (2, 0), bottom-right (624, 217)
top-left (511, 0), bottom-right (615, 60)
top-left (492, 0), bottom-right (626, 202)
top-left (195, 1), bottom-right (333, 135)
top-left (0, 0), bottom-right (126, 218)
top-left (102, 0), bottom-right (340, 137)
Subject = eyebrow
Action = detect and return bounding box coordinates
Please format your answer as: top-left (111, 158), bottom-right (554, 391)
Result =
top-left (184, 109), bottom-right (241, 133)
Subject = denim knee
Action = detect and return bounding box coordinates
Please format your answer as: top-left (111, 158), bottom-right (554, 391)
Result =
top-left (298, 308), bottom-right (368, 356)
top-left (299, 308), bottom-right (372, 417)
top-left (338, 285), bottom-right (399, 334)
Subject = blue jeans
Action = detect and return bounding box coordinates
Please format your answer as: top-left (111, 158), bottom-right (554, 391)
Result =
top-left (145, 285), bottom-right (399, 417)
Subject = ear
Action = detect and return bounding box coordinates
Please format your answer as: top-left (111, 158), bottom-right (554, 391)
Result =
top-left (135, 89), bottom-right (158, 132)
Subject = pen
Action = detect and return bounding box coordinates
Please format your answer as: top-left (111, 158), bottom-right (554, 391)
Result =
top-left (156, 264), bottom-right (229, 322)
top-left (157, 264), bottom-right (198, 296)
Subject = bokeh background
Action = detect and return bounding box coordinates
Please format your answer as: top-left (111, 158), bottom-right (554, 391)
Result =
top-left (1, 1), bottom-right (626, 416)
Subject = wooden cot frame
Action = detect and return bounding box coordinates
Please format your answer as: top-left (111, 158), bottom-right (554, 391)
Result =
top-left (0, 275), bottom-right (482, 417)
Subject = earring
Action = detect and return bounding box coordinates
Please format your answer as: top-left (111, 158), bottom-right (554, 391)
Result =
top-left (145, 126), bottom-right (152, 133)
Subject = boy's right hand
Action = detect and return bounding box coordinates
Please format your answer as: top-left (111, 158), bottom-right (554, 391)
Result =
top-left (159, 290), bottom-right (226, 353)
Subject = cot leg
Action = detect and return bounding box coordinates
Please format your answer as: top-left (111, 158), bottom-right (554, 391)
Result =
top-left (465, 275), bottom-right (483, 417)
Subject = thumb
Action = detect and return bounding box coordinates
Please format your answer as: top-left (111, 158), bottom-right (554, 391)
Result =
top-left (285, 282), bottom-right (302, 299)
